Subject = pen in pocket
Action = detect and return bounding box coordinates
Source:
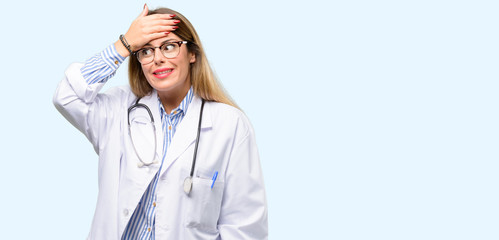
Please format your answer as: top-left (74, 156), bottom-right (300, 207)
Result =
top-left (211, 171), bottom-right (218, 189)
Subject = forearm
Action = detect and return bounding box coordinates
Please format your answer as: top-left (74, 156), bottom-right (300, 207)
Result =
top-left (81, 44), bottom-right (125, 85)
top-left (54, 43), bottom-right (125, 148)
top-left (53, 63), bottom-right (102, 139)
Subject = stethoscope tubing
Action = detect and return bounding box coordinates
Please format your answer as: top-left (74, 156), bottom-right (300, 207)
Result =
top-left (128, 98), bottom-right (158, 166)
top-left (128, 98), bottom-right (155, 126)
top-left (190, 99), bottom-right (205, 178)
top-left (127, 97), bottom-right (205, 194)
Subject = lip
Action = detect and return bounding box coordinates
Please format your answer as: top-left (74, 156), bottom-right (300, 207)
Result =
top-left (153, 68), bottom-right (174, 79)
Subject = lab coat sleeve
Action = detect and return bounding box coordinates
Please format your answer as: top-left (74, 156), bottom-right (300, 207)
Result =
top-left (53, 62), bottom-right (126, 152)
top-left (218, 118), bottom-right (268, 239)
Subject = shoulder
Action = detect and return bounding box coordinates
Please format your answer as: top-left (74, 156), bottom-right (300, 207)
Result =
top-left (206, 101), bottom-right (249, 124)
top-left (206, 101), bottom-right (255, 138)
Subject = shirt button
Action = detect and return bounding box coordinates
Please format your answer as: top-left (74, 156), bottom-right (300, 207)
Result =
top-left (173, 110), bottom-right (177, 114)
top-left (114, 60), bottom-right (119, 65)
top-left (168, 125), bottom-right (172, 130)
top-left (123, 209), bottom-right (129, 216)
top-left (153, 202), bottom-right (157, 207)
top-left (148, 227), bottom-right (151, 232)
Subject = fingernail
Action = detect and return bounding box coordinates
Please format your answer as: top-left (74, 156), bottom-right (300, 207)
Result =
top-left (144, 3), bottom-right (147, 9)
top-left (173, 20), bottom-right (181, 24)
top-left (165, 32), bottom-right (170, 35)
top-left (172, 26), bottom-right (179, 29)
top-left (170, 14), bottom-right (176, 17)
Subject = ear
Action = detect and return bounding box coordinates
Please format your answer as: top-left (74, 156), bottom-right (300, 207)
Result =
top-left (189, 52), bottom-right (196, 63)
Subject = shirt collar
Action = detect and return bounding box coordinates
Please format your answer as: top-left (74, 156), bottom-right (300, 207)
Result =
top-left (158, 86), bottom-right (194, 118)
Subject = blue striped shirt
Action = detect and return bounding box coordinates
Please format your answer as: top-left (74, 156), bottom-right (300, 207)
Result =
top-left (81, 44), bottom-right (194, 239)
top-left (121, 88), bottom-right (193, 240)
top-left (81, 44), bottom-right (125, 84)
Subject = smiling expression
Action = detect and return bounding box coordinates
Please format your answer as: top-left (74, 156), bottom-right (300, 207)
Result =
top-left (140, 34), bottom-right (196, 97)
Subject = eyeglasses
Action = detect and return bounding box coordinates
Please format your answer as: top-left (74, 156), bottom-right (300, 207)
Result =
top-left (134, 41), bottom-right (188, 64)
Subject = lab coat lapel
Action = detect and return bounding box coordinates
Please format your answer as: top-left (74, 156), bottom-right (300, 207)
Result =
top-left (160, 95), bottom-right (212, 175)
top-left (138, 90), bottom-right (165, 162)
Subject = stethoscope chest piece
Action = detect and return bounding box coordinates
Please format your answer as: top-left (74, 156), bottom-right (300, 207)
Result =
top-left (183, 176), bottom-right (193, 194)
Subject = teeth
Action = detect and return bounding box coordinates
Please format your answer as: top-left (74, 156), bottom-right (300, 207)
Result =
top-left (155, 69), bottom-right (172, 75)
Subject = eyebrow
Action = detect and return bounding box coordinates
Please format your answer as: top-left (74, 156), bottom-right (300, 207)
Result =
top-left (143, 39), bottom-right (178, 47)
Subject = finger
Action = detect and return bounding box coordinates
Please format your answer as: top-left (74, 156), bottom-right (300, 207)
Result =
top-left (142, 19), bottom-right (179, 32)
top-left (148, 13), bottom-right (177, 20)
top-left (144, 25), bottom-right (178, 35)
top-left (140, 3), bottom-right (149, 17)
top-left (153, 20), bottom-right (180, 26)
top-left (154, 25), bottom-right (179, 32)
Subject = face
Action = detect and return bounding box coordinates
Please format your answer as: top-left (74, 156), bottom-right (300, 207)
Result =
top-left (140, 34), bottom-right (196, 97)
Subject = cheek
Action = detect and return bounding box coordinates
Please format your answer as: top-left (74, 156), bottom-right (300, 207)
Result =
top-left (178, 59), bottom-right (192, 72)
top-left (141, 65), bottom-right (153, 80)
top-left (140, 64), bottom-right (150, 75)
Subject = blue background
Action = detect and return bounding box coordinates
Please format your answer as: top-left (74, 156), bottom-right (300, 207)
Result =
top-left (0, 0), bottom-right (497, 239)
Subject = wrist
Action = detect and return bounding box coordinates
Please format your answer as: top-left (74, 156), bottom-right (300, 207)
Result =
top-left (114, 40), bottom-right (130, 58)
top-left (119, 34), bottom-right (134, 55)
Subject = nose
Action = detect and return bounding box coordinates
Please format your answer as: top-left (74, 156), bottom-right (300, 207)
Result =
top-left (153, 47), bottom-right (166, 65)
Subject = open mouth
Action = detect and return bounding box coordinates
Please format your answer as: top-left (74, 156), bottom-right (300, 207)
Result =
top-left (153, 68), bottom-right (174, 78)
top-left (153, 69), bottom-right (173, 75)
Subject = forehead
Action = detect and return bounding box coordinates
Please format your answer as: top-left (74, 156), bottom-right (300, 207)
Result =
top-left (146, 33), bottom-right (182, 46)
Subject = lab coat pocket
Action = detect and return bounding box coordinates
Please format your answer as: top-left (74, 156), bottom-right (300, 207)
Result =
top-left (184, 167), bottom-right (224, 231)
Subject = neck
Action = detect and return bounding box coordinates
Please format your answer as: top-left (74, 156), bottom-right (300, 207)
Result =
top-left (158, 84), bottom-right (192, 114)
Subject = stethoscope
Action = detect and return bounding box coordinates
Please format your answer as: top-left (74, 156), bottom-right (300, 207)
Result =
top-left (127, 97), bottom-right (205, 194)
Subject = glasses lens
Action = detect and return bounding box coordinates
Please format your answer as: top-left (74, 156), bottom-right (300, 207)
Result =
top-left (161, 42), bottom-right (180, 59)
top-left (136, 48), bottom-right (154, 64)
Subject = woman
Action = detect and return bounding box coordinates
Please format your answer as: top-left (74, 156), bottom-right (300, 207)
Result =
top-left (53, 5), bottom-right (267, 240)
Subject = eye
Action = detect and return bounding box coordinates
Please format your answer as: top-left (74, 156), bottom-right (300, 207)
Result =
top-left (139, 48), bottom-right (154, 57)
top-left (162, 43), bottom-right (177, 52)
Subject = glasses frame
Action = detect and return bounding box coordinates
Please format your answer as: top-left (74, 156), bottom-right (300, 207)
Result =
top-left (134, 41), bottom-right (189, 64)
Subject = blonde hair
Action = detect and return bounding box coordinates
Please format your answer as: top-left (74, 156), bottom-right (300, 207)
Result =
top-left (128, 7), bottom-right (238, 109)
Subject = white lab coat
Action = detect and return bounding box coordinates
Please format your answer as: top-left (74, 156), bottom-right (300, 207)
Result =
top-left (53, 63), bottom-right (268, 240)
